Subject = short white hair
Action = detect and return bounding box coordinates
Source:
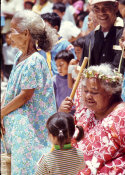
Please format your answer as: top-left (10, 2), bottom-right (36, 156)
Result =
top-left (12, 10), bottom-right (58, 51)
top-left (82, 64), bottom-right (123, 95)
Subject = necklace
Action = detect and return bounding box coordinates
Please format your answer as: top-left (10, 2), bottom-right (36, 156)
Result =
top-left (17, 50), bottom-right (36, 65)
top-left (54, 143), bottom-right (72, 150)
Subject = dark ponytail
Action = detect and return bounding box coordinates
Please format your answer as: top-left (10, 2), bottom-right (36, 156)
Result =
top-left (46, 112), bottom-right (69, 149)
top-left (58, 129), bottom-right (68, 149)
top-left (75, 125), bottom-right (84, 142)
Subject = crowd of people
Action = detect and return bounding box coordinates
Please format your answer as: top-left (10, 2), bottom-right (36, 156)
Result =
top-left (1, 0), bottom-right (125, 175)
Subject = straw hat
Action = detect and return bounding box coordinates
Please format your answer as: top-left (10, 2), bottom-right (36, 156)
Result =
top-left (90, 0), bottom-right (116, 5)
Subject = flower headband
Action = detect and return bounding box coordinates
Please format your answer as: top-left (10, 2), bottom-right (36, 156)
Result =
top-left (82, 69), bottom-right (123, 84)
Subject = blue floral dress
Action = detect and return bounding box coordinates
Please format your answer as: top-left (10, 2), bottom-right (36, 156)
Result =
top-left (2, 52), bottom-right (57, 175)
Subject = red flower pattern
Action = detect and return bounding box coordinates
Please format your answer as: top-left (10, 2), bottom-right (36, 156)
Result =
top-left (73, 104), bottom-right (125, 175)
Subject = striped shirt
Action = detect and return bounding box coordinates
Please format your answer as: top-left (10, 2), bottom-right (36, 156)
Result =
top-left (35, 147), bottom-right (85, 175)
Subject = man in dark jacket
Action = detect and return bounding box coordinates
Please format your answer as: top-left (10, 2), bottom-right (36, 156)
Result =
top-left (80, 0), bottom-right (125, 74)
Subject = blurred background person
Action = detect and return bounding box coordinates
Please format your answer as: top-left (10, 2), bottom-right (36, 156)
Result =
top-left (1, 0), bottom-right (23, 34)
top-left (24, 0), bottom-right (36, 10)
top-left (53, 2), bottom-right (82, 42)
top-left (40, 12), bottom-right (76, 76)
top-left (85, 10), bottom-right (99, 35)
top-left (118, 0), bottom-right (125, 19)
top-left (81, 1), bottom-right (92, 34)
top-left (75, 12), bottom-right (88, 30)
top-left (2, 31), bottom-right (19, 79)
top-left (32, 0), bottom-right (53, 14)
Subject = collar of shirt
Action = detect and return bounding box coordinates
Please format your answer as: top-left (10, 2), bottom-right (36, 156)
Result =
top-left (94, 17), bottom-right (124, 32)
top-left (54, 143), bottom-right (72, 150)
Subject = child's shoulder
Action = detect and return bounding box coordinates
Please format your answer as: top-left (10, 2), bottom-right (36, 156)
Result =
top-left (52, 74), bottom-right (58, 83)
top-left (37, 152), bottom-right (50, 165)
top-left (37, 155), bottom-right (45, 165)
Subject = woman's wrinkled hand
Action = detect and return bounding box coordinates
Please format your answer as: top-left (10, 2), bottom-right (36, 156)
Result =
top-left (58, 96), bottom-right (73, 113)
top-left (1, 119), bottom-right (5, 136)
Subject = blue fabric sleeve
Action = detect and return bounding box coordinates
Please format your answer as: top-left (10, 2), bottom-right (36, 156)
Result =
top-left (21, 59), bottom-right (43, 89)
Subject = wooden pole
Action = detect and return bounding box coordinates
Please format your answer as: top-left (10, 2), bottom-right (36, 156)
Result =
top-left (70, 57), bottom-right (88, 100)
top-left (118, 46), bottom-right (124, 73)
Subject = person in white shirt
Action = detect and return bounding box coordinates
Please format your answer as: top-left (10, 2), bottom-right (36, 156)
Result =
top-left (1, 0), bottom-right (24, 33)
top-left (32, 0), bottom-right (53, 14)
top-left (2, 31), bottom-right (19, 78)
top-left (53, 2), bottom-right (81, 42)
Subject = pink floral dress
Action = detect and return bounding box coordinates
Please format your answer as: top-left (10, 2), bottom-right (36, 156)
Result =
top-left (74, 105), bottom-right (125, 175)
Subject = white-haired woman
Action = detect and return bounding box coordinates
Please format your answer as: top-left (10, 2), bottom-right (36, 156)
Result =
top-left (59, 64), bottom-right (125, 175)
top-left (1, 10), bottom-right (57, 174)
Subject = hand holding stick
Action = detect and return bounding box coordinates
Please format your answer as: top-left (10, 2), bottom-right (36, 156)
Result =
top-left (70, 57), bottom-right (88, 100)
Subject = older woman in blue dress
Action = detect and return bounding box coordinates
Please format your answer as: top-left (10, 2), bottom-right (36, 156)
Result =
top-left (1, 10), bottom-right (57, 175)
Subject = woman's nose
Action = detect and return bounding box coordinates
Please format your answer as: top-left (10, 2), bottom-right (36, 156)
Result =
top-left (86, 92), bottom-right (93, 99)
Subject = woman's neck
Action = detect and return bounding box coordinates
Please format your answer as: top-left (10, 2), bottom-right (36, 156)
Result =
top-left (21, 48), bottom-right (36, 57)
top-left (22, 40), bottom-right (36, 56)
top-left (17, 47), bottom-right (37, 65)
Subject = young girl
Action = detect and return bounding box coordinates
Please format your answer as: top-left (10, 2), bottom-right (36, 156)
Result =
top-left (35, 112), bottom-right (85, 175)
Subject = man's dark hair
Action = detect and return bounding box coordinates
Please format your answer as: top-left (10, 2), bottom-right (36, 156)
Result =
top-left (53, 2), bottom-right (66, 13)
top-left (41, 12), bottom-right (61, 31)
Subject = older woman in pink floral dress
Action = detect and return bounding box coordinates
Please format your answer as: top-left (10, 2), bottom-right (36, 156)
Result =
top-left (59, 63), bottom-right (125, 175)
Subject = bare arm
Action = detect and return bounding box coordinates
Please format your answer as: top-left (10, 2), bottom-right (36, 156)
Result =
top-left (1, 89), bottom-right (35, 119)
top-left (68, 73), bottom-right (74, 89)
top-left (68, 59), bottom-right (78, 89)
top-left (1, 93), bottom-right (5, 107)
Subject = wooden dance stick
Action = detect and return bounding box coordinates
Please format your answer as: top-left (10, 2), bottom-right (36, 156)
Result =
top-left (70, 57), bottom-right (88, 100)
top-left (118, 46), bottom-right (124, 73)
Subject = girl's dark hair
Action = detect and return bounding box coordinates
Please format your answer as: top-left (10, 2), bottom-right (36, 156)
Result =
top-left (46, 112), bottom-right (84, 149)
top-left (76, 12), bottom-right (88, 28)
top-left (72, 37), bottom-right (85, 48)
top-left (55, 50), bottom-right (74, 64)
